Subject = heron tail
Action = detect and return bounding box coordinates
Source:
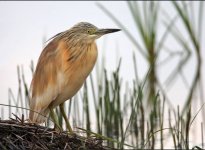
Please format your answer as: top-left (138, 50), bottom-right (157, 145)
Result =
top-left (29, 108), bottom-right (50, 124)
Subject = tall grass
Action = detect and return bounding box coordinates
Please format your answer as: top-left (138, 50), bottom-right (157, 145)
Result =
top-left (1, 1), bottom-right (204, 149)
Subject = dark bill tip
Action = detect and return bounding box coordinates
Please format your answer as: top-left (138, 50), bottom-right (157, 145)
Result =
top-left (96, 28), bottom-right (121, 35)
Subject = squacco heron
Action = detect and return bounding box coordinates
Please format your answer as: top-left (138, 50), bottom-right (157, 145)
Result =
top-left (29, 22), bottom-right (120, 132)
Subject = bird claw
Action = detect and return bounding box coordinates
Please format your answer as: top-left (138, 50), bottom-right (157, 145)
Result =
top-left (52, 124), bottom-right (63, 133)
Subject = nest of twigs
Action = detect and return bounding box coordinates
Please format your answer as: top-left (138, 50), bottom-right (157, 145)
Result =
top-left (0, 115), bottom-right (110, 150)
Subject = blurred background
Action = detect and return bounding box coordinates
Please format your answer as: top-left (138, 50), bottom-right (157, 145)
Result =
top-left (0, 1), bottom-right (204, 149)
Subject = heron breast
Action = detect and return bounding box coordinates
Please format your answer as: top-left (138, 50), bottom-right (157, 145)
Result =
top-left (54, 43), bottom-right (98, 106)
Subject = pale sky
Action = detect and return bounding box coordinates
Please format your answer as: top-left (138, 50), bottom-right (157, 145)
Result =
top-left (0, 1), bottom-right (204, 147)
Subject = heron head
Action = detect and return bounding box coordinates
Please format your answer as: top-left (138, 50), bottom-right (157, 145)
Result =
top-left (70, 22), bottom-right (121, 43)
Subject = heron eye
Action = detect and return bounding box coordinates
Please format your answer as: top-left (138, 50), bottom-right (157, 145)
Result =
top-left (87, 29), bottom-right (95, 35)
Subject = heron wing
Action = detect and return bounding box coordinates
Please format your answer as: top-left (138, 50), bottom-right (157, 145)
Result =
top-left (30, 39), bottom-right (62, 115)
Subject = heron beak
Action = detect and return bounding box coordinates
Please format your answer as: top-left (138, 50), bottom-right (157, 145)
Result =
top-left (96, 28), bottom-right (121, 35)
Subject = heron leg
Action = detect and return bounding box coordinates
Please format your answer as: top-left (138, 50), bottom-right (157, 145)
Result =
top-left (59, 103), bottom-right (73, 133)
top-left (49, 107), bottom-right (62, 131)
